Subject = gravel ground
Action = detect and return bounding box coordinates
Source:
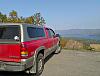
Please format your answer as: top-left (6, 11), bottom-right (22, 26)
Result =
top-left (0, 50), bottom-right (100, 76)
top-left (41, 50), bottom-right (100, 76)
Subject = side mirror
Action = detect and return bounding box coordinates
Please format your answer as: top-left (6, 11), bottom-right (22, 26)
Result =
top-left (55, 34), bottom-right (60, 38)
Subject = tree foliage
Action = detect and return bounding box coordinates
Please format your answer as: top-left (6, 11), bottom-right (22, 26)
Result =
top-left (9, 10), bottom-right (18, 19)
top-left (0, 10), bottom-right (46, 26)
top-left (0, 12), bottom-right (7, 22)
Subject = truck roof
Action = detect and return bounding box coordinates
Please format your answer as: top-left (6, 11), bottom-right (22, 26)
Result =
top-left (0, 23), bottom-right (40, 26)
top-left (0, 23), bottom-right (45, 28)
top-left (0, 23), bottom-right (25, 25)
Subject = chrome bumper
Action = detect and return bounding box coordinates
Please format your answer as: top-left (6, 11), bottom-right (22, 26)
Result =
top-left (0, 61), bottom-right (25, 71)
top-left (0, 56), bottom-right (35, 71)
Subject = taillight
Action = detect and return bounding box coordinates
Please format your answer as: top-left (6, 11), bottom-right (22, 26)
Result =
top-left (20, 43), bottom-right (28, 58)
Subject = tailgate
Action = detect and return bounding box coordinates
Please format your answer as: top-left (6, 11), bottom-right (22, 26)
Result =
top-left (0, 25), bottom-right (21, 62)
top-left (0, 43), bottom-right (21, 62)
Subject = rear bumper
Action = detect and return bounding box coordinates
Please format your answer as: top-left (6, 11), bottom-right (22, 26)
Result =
top-left (0, 61), bottom-right (25, 71)
top-left (0, 56), bottom-right (35, 71)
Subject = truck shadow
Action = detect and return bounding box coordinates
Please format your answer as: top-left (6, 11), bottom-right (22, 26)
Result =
top-left (44, 52), bottom-right (55, 64)
top-left (0, 71), bottom-right (36, 76)
top-left (0, 53), bottom-right (55, 76)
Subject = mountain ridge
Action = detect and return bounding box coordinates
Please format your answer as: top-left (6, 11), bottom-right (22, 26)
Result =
top-left (55, 29), bottom-right (100, 40)
top-left (55, 29), bottom-right (100, 35)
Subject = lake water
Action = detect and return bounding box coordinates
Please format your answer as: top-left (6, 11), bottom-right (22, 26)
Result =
top-left (62, 34), bottom-right (100, 40)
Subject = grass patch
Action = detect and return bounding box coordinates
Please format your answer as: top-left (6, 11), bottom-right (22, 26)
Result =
top-left (60, 37), bottom-right (100, 51)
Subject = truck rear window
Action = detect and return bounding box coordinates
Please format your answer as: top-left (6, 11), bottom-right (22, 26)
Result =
top-left (0, 25), bottom-right (20, 41)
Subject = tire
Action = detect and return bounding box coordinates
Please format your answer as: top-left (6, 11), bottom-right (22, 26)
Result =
top-left (36, 53), bottom-right (44, 76)
top-left (26, 53), bottom-right (44, 76)
top-left (55, 43), bottom-right (62, 54)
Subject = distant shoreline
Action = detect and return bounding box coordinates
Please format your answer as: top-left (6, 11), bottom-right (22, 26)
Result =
top-left (55, 29), bottom-right (100, 41)
top-left (61, 34), bottom-right (100, 41)
top-left (61, 37), bottom-right (100, 44)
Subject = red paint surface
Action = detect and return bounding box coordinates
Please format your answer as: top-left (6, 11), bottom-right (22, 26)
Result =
top-left (0, 44), bottom-right (21, 62)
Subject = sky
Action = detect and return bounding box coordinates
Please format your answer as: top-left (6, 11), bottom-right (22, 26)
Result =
top-left (0, 0), bottom-right (100, 30)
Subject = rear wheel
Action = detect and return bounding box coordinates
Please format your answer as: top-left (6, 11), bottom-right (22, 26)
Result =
top-left (36, 53), bottom-right (44, 76)
top-left (26, 53), bottom-right (44, 76)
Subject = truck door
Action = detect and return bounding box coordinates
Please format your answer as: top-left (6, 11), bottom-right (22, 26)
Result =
top-left (45, 28), bottom-right (54, 56)
top-left (49, 29), bottom-right (58, 49)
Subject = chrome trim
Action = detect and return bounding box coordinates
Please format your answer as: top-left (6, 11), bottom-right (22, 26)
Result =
top-left (0, 61), bottom-right (24, 71)
top-left (21, 55), bottom-right (34, 65)
top-left (0, 41), bottom-right (20, 44)
top-left (20, 24), bottom-right (24, 42)
top-left (0, 55), bottom-right (35, 71)
top-left (21, 55), bottom-right (35, 70)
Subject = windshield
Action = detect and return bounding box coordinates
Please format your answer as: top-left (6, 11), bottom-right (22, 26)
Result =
top-left (0, 25), bottom-right (20, 41)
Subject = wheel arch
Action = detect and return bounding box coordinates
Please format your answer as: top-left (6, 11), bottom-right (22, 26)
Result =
top-left (34, 46), bottom-right (46, 59)
top-left (34, 46), bottom-right (45, 72)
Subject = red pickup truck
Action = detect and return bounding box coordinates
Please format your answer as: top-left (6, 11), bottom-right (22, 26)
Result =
top-left (0, 23), bottom-right (61, 75)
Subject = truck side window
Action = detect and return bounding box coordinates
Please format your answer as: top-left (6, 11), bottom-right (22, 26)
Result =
top-left (27, 27), bottom-right (45, 38)
top-left (46, 28), bottom-right (52, 37)
top-left (49, 29), bottom-right (55, 37)
top-left (46, 28), bottom-right (55, 37)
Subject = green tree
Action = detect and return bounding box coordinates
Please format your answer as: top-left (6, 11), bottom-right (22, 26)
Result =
top-left (9, 10), bottom-right (18, 19)
top-left (8, 10), bottom-right (18, 23)
top-left (0, 12), bottom-right (7, 22)
top-left (39, 17), bottom-right (46, 25)
top-left (33, 13), bottom-right (46, 25)
top-left (20, 16), bottom-right (25, 23)
top-left (0, 12), bottom-right (3, 22)
top-left (0, 10), bottom-right (46, 25)
top-left (25, 16), bottom-right (34, 24)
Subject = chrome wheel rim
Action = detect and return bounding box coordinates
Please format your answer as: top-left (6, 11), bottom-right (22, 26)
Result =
top-left (38, 59), bottom-right (43, 72)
